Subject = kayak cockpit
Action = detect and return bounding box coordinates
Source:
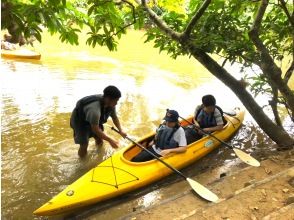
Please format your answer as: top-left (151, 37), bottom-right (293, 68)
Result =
top-left (121, 114), bottom-right (233, 163)
top-left (122, 134), bottom-right (155, 162)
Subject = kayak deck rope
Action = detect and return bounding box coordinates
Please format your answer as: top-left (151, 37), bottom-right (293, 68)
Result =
top-left (91, 156), bottom-right (139, 189)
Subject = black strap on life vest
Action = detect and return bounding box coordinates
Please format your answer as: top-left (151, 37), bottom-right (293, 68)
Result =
top-left (154, 123), bottom-right (180, 149)
top-left (75, 94), bottom-right (113, 128)
top-left (195, 105), bottom-right (225, 124)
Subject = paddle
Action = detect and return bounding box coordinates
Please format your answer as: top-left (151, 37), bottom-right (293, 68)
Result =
top-left (173, 109), bottom-right (260, 167)
top-left (109, 125), bottom-right (219, 203)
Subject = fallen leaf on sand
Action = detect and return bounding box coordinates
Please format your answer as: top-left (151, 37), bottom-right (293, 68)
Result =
top-left (261, 189), bottom-right (267, 196)
top-left (264, 167), bottom-right (272, 175)
top-left (250, 214), bottom-right (257, 220)
top-left (249, 206), bottom-right (259, 211)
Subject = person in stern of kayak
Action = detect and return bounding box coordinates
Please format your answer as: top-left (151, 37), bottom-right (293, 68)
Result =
top-left (131, 110), bottom-right (187, 162)
top-left (185, 95), bottom-right (225, 144)
top-left (70, 85), bottom-right (127, 158)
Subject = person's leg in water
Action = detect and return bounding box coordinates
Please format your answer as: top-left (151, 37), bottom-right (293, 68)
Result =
top-left (93, 125), bottom-right (104, 147)
top-left (78, 143), bottom-right (88, 158)
top-left (74, 126), bottom-right (91, 158)
top-left (94, 136), bottom-right (103, 147)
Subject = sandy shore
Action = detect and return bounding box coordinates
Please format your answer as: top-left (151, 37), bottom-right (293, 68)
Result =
top-left (118, 150), bottom-right (294, 220)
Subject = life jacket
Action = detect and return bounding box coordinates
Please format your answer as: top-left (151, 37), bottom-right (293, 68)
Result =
top-left (74, 94), bottom-right (114, 128)
top-left (194, 105), bottom-right (225, 128)
top-left (155, 124), bottom-right (180, 150)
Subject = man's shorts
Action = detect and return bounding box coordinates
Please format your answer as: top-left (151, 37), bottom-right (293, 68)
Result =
top-left (72, 124), bottom-right (95, 145)
top-left (70, 108), bottom-right (102, 145)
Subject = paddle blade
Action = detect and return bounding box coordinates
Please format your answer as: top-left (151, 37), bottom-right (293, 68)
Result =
top-left (233, 148), bottom-right (260, 167)
top-left (186, 178), bottom-right (219, 202)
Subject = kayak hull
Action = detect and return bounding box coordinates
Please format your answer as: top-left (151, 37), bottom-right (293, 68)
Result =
top-left (34, 109), bottom-right (245, 216)
top-left (1, 49), bottom-right (41, 60)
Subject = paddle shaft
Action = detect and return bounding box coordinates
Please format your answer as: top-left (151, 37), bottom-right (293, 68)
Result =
top-left (111, 127), bottom-right (187, 180)
top-left (178, 116), bottom-right (233, 150)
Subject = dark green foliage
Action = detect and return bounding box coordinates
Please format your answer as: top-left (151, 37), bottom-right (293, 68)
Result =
top-left (2, 0), bottom-right (292, 104)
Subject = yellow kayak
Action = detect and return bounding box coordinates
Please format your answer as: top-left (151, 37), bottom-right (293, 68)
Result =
top-left (34, 108), bottom-right (245, 216)
top-left (1, 49), bottom-right (41, 60)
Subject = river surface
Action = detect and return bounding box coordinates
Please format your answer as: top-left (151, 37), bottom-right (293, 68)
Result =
top-left (1, 30), bottom-right (291, 219)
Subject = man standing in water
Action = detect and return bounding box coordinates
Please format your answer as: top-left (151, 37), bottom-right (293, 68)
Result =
top-left (70, 85), bottom-right (127, 157)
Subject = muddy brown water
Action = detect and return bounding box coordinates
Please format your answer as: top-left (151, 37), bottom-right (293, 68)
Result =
top-left (1, 30), bottom-right (292, 219)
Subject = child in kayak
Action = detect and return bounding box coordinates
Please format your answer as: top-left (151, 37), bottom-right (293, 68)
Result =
top-left (185, 95), bottom-right (225, 144)
top-left (131, 109), bottom-right (187, 162)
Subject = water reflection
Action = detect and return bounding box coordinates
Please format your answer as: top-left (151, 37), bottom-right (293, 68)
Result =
top-left (138, 191), bottom-right (162, 208)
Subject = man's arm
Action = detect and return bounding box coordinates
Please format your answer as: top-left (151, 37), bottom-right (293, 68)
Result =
top-left (112, 115), bottom-right (127, 137)
top-left (91, 125), bottom-right (119, 148)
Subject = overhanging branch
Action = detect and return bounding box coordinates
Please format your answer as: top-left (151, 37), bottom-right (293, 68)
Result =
top-left (181, 0), bottom-right (211, 39)
top-left (101, 0), bottom-right (136, 43)
top-left (284, 60), bottom-right (294, 84)
top-left (138, 0), bottom-right (181, 41)
top-left (115, 0), bottom-right (136, 35)
top-left (248, 0), bottom-right (271, 62)
top-left (278, 0), bottom-right (294, 28)
top-left (250, 0), bottom-right (267, 33)
top-left (249, 0), bottom-right (294, 116)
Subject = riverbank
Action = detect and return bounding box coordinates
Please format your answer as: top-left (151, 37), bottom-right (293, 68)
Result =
top-left (123, 149), bottom-right (294, 220)
top-left (85, 149), bottom-right (293, 220)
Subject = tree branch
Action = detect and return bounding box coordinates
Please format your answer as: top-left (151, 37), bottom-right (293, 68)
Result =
top-left (278, 0), bottom-right (294, 28)
top-left (249, 0), bottom-right (294, 113)
top-left (101, 0), bottom-right (136, 44)
top-left (284, 60), bottom-right (294, 84)
top-left (138, 0), bottom-right (181, 41)
top-left (250, 0), bottom-right (267, 33)
top-left (221, 58), bottom-right (228, 67)
top-left (115, 0), bottom-right (136, 34)
top-left (279, 98), bottom-right (294, 122)
top-left (269, 86), bottom-right (282, 126)
top-left (181, 0), bottom-right (211, 39)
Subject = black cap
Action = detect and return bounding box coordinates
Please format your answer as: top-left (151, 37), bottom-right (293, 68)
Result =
top-left (103, 85), bottom-right (121, 99)
top-left (164, 110), bottom-right (179, 122)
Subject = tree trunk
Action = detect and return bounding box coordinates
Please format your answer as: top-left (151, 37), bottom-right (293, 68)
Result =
top-left (269, 86), bottom-right (282, 126)
top-left (258, 62), bottom-right (294, 115)
top-left (140, 1), bottom-right (294, 149)
top-left (248, 0), bottom-right (294, 115)
top-left (187, 44), bottom-right (294, 149)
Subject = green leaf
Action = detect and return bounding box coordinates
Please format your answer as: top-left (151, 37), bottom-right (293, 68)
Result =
top-left (34, 30), bottom-right (42, 42)
top-left (88, 5), bottom-right (95, 16)
top-left (105, 38), bottom-right (113, 51)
